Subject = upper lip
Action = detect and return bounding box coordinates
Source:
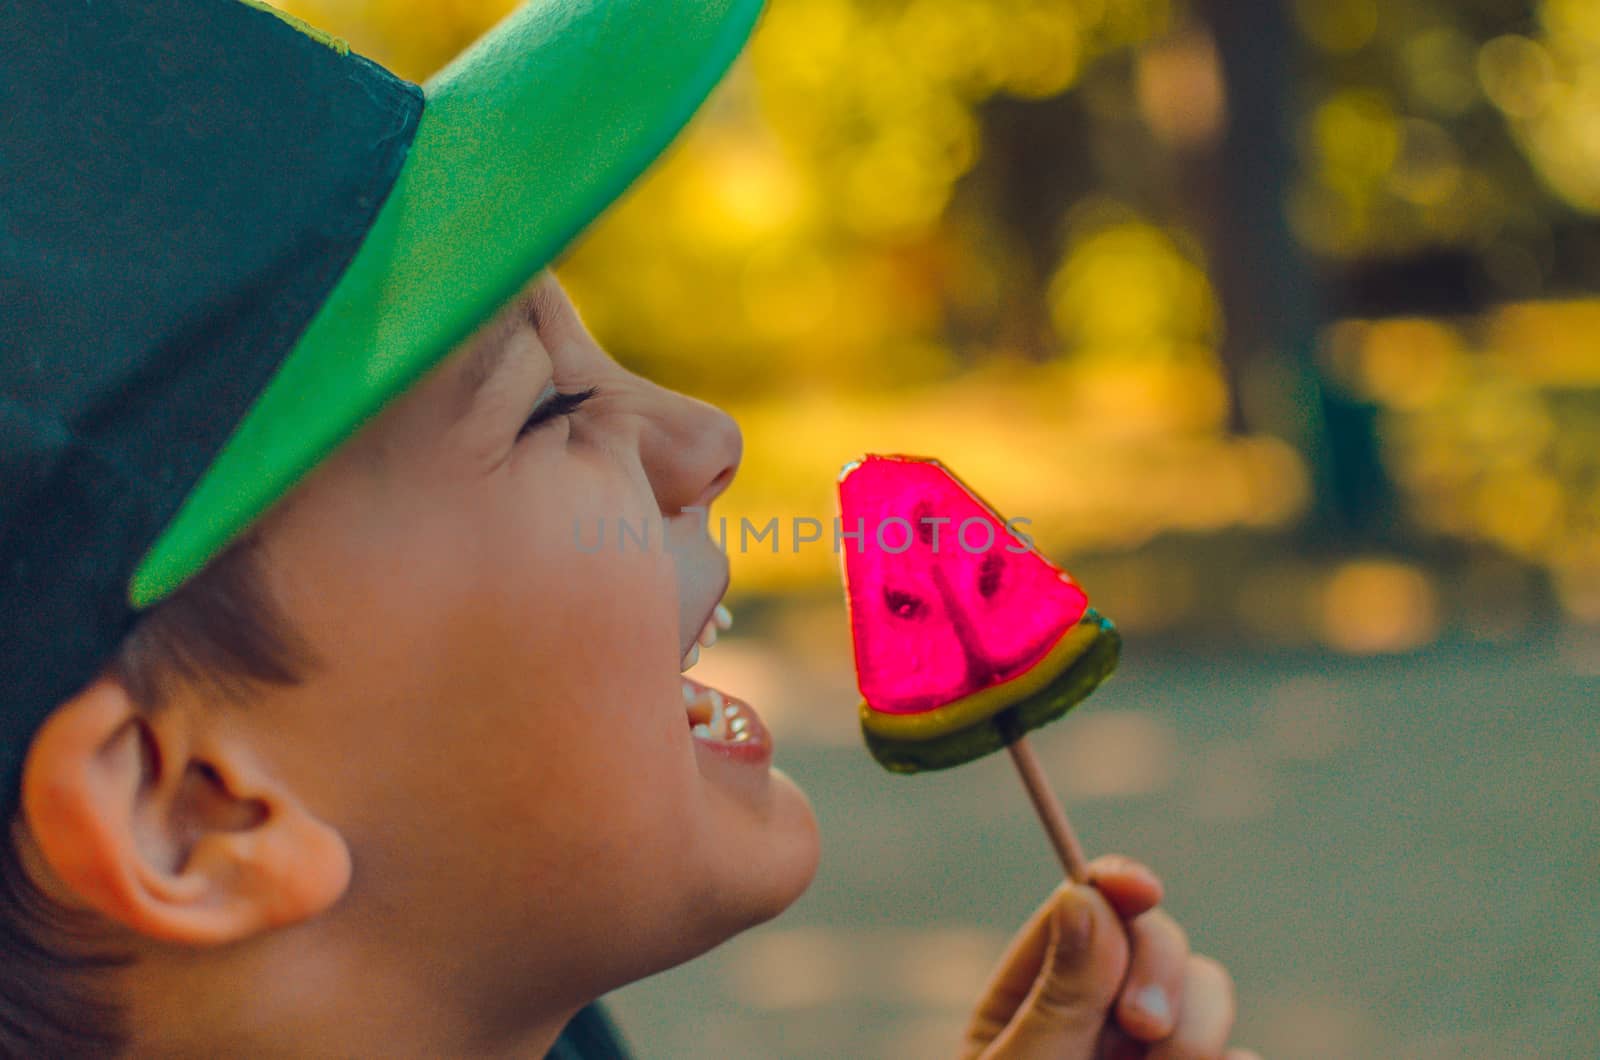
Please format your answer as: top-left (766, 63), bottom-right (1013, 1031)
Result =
top-left (682, 570), bottom-right (730, 663)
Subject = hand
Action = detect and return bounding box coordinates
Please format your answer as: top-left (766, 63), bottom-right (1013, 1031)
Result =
top-left (959, 855), bottom-right (1258, 1060)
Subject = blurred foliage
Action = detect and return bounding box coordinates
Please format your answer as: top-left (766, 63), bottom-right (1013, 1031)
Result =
top-left (1321, 302), bottom-right (1600, 620)
top-left (1288, 0), bottom-right (1600, 289)
top-left (278, 0), bottom-right (1598, 629)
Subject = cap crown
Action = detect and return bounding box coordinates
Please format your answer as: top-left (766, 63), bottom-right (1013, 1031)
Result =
top-left (0, 0), bottom-right (422, 789)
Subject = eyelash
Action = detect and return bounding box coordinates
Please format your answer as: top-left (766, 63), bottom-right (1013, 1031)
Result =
top-left (518, 385), bottom-right (599, 438)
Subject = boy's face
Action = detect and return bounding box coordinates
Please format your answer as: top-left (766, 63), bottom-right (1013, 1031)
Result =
top-left (240, 272), bottom-right (819, 1019)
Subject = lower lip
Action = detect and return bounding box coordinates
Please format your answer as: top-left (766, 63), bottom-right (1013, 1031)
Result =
top-left (682, 675), bottom-right (774, 766)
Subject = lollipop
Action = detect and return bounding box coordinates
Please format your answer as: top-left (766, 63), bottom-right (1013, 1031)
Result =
top-left (837, 454), bottom-right (1120, 880)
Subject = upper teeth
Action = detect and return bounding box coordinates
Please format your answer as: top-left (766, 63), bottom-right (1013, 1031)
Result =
top-left (681, 602), bottom-right (732, 670)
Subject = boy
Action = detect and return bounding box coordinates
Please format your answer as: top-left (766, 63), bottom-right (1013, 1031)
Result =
top-left (1, 0), bottom-right (1252, 1056)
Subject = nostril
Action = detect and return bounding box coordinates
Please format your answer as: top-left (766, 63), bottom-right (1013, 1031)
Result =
top-left (684, 465), bottom-right (735, 514)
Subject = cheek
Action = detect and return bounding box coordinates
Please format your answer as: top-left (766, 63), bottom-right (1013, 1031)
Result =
top-left (274, 446), bottom-right (700, 901)
top-left (436, 465), bottom-right (691, 824)
top-left (482, 463), bottom-right (680, 695)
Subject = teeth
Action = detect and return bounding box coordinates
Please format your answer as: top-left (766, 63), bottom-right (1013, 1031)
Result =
top-left (684, 602), bottom-right (731, 664)
top-left (707, 690), bottom-right (726, 738)
top-left (683, 681), bottom-right (753, 744)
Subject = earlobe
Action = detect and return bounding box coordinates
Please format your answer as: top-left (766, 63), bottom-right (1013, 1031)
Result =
top-left (21, 674), bottom-right (352, 946)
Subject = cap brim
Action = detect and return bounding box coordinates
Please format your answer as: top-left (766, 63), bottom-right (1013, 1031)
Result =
top-left (129, 0), bottom-right (764, 608)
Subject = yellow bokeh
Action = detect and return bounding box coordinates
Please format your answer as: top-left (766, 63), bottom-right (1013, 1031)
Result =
top-left (1355, 319), bottom-right (1459, 409)
top-left (1318, 559), bottom-right (1439, 655)
top-left (270, 0), bottom-right (1599, 619)
top-left (1049, 217), bottom-right (1219, 357)
top-left (1478, 35), bottom-right (1558, 120)
top-left (1312, 90), bottom-right (1400, 193)
top-left (1485, 1), bottom-right (1600, 214)
top-left (1291, 0), bottom-right (1378, 54)
top-left (1336, 303), bottom-right (1600, 613)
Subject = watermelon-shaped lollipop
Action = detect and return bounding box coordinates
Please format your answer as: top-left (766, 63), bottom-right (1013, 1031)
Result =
top-left (838, 454), bottom-right (1121, 879)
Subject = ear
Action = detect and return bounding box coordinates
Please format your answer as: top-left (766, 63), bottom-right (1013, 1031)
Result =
top-left (20, 673), bottom-right (351, 946)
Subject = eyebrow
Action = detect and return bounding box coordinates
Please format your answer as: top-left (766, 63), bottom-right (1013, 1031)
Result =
top-left (448, 288), bottom-right (547, 428)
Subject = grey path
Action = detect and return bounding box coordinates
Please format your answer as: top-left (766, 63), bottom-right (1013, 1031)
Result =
top-left (609, 617), bottom-right (1600, 1059)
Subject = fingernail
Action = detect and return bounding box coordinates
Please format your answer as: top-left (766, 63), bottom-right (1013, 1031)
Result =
top-left (1132, 984), bottom-right (1170, 1027)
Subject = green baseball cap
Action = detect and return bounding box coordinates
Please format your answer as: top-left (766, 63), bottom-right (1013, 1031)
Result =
top-left (1, 0), bottom-right (764, 792)
top-left (130, 0), bottom-right (765, 608)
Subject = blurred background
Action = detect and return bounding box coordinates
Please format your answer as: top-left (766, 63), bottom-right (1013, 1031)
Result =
top-left (280, 1), bottom-right (1597, 1056)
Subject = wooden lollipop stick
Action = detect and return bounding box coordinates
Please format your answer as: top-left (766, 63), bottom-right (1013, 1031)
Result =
top-left (1006, 736), bottom-right (1089, 883)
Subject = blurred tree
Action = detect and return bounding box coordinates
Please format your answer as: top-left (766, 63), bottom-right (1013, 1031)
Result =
top-left (1286, 0), bottom-right (1600, 300)
top-left (274, 0), bottom-right (1599, 615)
top-left (1190, 0), bottom-right (1394, 541)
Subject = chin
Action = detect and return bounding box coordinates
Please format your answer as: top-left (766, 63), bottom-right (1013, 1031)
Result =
top-left (759, 768), bottom-right (822, 910)
top-left (657, 770), bottom-right (822, 976)
top-left (724, 768), bottom-right (822, 931)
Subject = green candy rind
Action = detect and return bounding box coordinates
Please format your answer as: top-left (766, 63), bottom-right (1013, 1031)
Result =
top-left (863, 610), bottom-right (1122, 775)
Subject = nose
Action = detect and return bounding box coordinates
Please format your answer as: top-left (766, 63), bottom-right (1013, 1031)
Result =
top-left (636, 380), bottom-right (743, 517)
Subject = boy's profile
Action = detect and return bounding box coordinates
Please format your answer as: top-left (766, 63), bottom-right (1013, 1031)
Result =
top-left (2, 0), bottom-right (1253, 1056)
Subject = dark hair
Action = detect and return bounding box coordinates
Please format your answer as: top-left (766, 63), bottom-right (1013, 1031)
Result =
top-left (0, 532), bottom-right (317, 1056)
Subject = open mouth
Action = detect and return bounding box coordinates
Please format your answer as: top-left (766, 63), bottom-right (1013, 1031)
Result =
top-left (679, 602), bottom-right (773, 761)
top-left (679, 600), bottom-right (730, 672)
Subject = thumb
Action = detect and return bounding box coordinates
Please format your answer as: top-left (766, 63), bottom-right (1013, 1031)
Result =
top-left (982, 884), bottom-right (1130, 1059)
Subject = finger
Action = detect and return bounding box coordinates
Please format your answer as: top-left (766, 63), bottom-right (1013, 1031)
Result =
top-left (1149, 955), bottom-right (1237, 1060)
top-left (963, 883), bottom-right (1071, 1043)
top-left (1114, 908), bottom-right (1189, 1042)
top-left (1086, 854), bottom-right (1163, 920)
top-left (980, 884), bottom-right (1130, 1059)
top-left (1224, 1051), bottom-right (1262, 1060)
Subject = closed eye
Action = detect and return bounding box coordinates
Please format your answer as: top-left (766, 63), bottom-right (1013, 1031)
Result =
top-left (518, 385), bottom-right (599, 439)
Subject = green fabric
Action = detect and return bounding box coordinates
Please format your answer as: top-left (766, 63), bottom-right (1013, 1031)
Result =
top-left (1, 0), bottom-right (423, 793)
top-left (130, 0), bottom-right (766, 607)
top-left (547, 1002), bottom-right (632, 1059)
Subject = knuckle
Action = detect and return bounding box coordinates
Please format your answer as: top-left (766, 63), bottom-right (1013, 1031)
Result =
top-left (1089, 852), bottom-right (1137, 877)
top-left (1027, 984), bottom-right (1106, 1036)
top-left (1139, 908), bottom-right (1189, 957)
top-left (1166, 911), bottom-right (1190, 954)
top-left (1191, 954), bottom-right (1235, 1004)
